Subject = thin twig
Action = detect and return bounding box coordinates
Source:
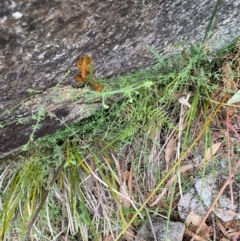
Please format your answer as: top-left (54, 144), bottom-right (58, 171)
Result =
top-left (226, 110), bottom-right (234, 206)
top-left (211, 213), bottom-right (216, 241)
top-left (190, 158), bottom-right (240, 241)
top-left (186, 228), bottom-right (209, 241)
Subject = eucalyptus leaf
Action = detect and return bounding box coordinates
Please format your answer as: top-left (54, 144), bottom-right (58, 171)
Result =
top-left (227, 90), bottom-right (240, 104)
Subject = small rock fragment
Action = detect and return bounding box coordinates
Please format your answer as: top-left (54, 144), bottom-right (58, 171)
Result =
top-left (136, 219), bottom-right (185, 241)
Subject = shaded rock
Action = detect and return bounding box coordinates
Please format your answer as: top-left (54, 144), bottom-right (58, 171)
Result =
top-left (136, 219), bottom-right (185, 241)
top-left (0, 0), bottom-right (240, 157)
top-left (0, 85), bottom-right (102, 158)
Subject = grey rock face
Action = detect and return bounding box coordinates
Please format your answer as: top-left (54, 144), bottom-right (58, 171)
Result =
top-left (0, 0), bottom-right (239, 157)
top-left (178, 174), bottom-right (240, 223)
top-left (136, 219), bottom-right (185, 241)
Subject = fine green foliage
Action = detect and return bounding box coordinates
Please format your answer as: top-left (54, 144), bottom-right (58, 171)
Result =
top-left (1, 35), bottom-right (240, 240)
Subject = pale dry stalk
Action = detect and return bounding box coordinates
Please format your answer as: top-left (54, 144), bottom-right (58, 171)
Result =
top-left (190, 158), bottom-right (240, 241)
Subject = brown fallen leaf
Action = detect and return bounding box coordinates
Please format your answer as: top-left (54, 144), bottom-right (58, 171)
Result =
top-left (165, 137), bottom-right (176, 170)
top-left (121, 172), bottom-right (131, 208)
top-left (185, 211), bottom-right (202, 226)
top-left (103, 234), bottom-right (114, 241)
top-left (111, 154), bottom-right (132, 208)
top-left (128, 165), bottom-right (133, 194)
top-left (185, 211), bottom-right (211, 237)
top-left (150, 164), bottom-right (196, 206)
top-left (200, 142), bottom-right (222, 165)
top-left (215, 209), bottom-right (240, 217)
top-left (221, 120), bottom-right (240, 137)
top-left (218, 221), bottom-right (231, 239)
top-left (185, 229), bottom-right (209, 241)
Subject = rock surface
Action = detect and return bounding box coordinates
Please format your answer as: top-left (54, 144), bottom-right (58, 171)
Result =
top-left (178, 174), bottom-right (240, 222)
top-left (0, 0), bottom-right (240, 157)
top-left (136, 219), bottom-right (185, 241)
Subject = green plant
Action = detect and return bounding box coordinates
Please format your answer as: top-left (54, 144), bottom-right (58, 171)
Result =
top-left (1, 24), bottom-right (239, 241)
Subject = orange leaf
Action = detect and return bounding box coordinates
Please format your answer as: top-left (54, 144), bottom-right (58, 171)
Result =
top-left (74, 74), bottom-right (84, 83)
top-left (76, 55), bottom-right (91, 79)
top-left (75, 55), bottom-right (104, 92)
